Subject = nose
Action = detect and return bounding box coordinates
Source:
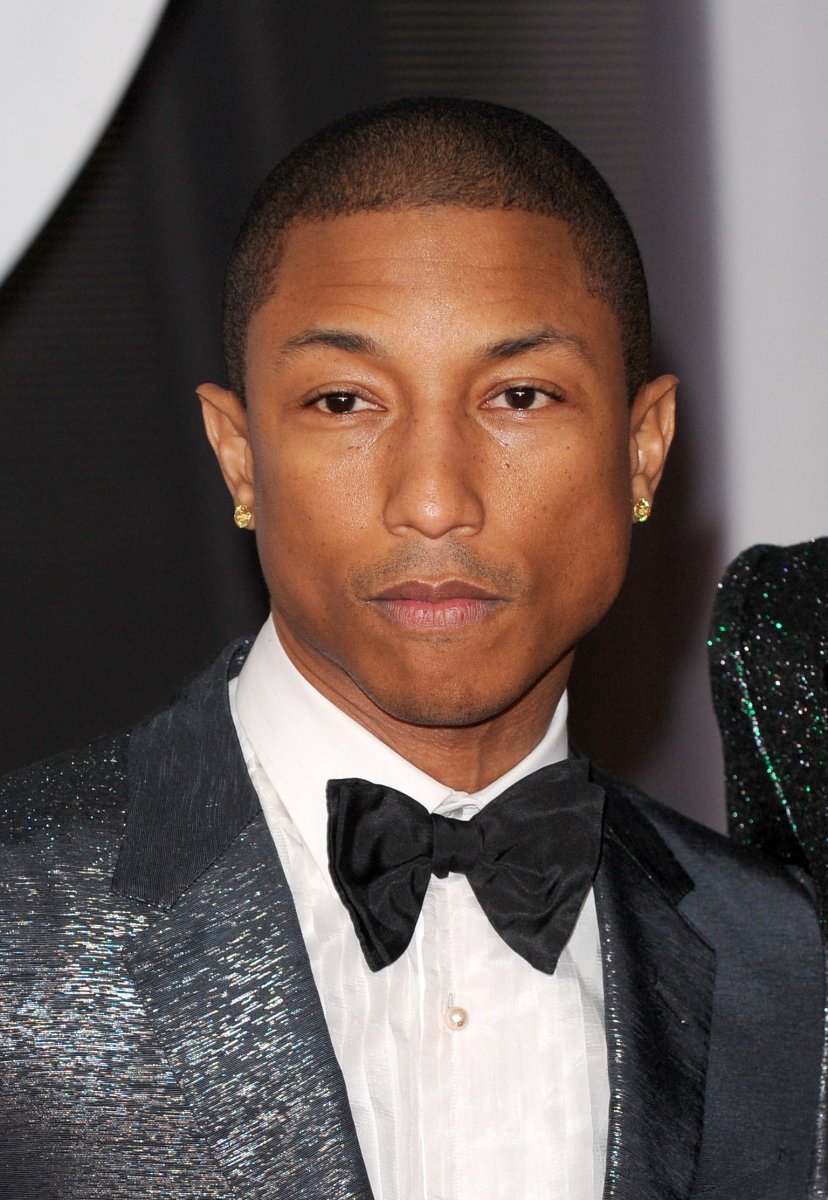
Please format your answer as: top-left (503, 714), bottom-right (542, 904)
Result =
top-left (383, 409), bottom-right (485, 540)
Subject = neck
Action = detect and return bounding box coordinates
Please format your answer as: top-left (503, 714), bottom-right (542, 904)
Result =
top-left (362, 698), bottom-right (568, 791)
top-left (275, 627), bottom-right (571, 792)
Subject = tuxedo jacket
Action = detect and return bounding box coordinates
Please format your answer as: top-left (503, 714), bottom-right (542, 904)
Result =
top-left (1, 641), bottom-right (825, 1200)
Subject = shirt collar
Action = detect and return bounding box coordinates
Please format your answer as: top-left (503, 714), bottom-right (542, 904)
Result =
top-left (233, 617), bottom-right (569, 878)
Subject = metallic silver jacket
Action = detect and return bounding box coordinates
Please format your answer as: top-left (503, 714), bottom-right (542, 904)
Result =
top-left (1, 642), bottom-right (824, 1199)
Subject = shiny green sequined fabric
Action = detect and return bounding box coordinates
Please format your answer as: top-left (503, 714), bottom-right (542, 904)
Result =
top-left (709, 538), bottom-right (828, 922)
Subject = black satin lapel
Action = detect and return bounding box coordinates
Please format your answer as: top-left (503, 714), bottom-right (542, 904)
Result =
top-left (124, 814), bottom-right (372, 1200)
top-left (596, 799), bottom-right (715, 1200)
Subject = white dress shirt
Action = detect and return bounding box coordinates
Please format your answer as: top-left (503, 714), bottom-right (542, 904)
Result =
top-left (230, 618), bottom-right (608, 1200)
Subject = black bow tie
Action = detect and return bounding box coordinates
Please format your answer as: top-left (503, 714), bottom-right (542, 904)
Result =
top-left (326, 758), bottom-right (605, 974)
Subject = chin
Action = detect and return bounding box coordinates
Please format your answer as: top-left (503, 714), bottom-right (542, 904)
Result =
top-left (361, 677), bottom-right (521, 730)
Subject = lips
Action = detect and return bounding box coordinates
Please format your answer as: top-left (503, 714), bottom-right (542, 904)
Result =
top-left (373, 578), bottom-right (500, 602)
top-left (368, 579), bottom-right (504, 631)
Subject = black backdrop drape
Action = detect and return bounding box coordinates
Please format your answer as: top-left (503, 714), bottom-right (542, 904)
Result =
top-left (1, 0), bottom-right (720, 822)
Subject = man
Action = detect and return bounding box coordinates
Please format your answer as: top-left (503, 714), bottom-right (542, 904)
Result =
top-left (1, 99), bottom-right (823, 1199)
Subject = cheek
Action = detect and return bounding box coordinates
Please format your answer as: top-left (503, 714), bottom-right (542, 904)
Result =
top-left (568, 478), bottom-right (632, 622)
top-left (505, 425), bottom-right (630, 533)
top-left (515, 435), bottom-right (631, 612)
top-left (252, 444), bottom-right (373, 612)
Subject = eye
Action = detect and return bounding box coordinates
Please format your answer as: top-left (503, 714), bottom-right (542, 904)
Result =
top-left (308, 391), bottom-right (376, 414)
top-left (485, 385), bottom-right (564, 410)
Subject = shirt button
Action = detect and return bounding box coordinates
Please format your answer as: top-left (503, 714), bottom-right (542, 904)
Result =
top-left (444, 1005), bottom-right (469, 1031)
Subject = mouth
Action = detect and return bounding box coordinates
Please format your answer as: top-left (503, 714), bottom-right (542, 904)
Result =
top-left (367, 578), bottom-right (505, 632)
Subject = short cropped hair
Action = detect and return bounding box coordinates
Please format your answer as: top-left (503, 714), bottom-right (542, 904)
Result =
top-left (224, 97), bottom-right (650, 401)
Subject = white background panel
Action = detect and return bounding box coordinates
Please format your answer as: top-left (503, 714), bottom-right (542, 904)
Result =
top-left (0, 0), bottom-right (166, 281)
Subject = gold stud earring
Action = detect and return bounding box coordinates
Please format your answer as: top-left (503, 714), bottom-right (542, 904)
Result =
top-left (632, 497), bottom-right (651, 524)
top-left (233, 503), bottom-right (253, 529)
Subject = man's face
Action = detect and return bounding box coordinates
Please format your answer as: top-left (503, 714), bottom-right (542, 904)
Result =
top-left (203, 207), bottom-right (674, 732)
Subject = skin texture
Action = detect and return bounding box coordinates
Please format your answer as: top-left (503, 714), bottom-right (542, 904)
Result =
top-left (200, 207), bottom-right (676, 790)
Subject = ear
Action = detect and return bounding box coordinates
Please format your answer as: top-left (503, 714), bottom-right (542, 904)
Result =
top-left (628, 374), bottom-right (677, 514)
top-left (197, 383), bottom-right (256, 528)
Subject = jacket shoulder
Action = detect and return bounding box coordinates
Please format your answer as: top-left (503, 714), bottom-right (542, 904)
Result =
top-left (599, 765), bottom-right (810, 883)
top-left (598, 767), bottom-right (820, 958)
top-left (0, 732), bottom-right (130, 847)
top-left (0, 640), bottom-right (252, 853)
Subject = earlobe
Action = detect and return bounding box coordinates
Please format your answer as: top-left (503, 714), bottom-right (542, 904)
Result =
top-left (197, 383), bottom-right (256, 525)
top-left (628, 374), bottom-right (677, 518)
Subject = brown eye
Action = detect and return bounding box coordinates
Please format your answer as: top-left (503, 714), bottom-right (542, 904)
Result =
top-left (487, 386), bottom-right (561, 410)
top-left (319, 392), bottom-right (360, 413)
top-left (503, 387), bottom-right (539, 409)
top-left (305, 389), bottom-right (381, 415)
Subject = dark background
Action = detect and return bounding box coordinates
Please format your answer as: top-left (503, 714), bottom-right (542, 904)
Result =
top-left (0, 0), bottom-right (723, 823)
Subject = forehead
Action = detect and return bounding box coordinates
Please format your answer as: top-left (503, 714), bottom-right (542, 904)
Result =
top-left (248, 207), bottom-right (623, 374)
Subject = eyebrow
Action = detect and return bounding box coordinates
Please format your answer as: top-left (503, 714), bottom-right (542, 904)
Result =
top-left (478, 326), bottom-right (594, 364)
top-left (276, 328), bottom-right (387, 361)
top-left (274, 323), bottom-right (593, 365)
